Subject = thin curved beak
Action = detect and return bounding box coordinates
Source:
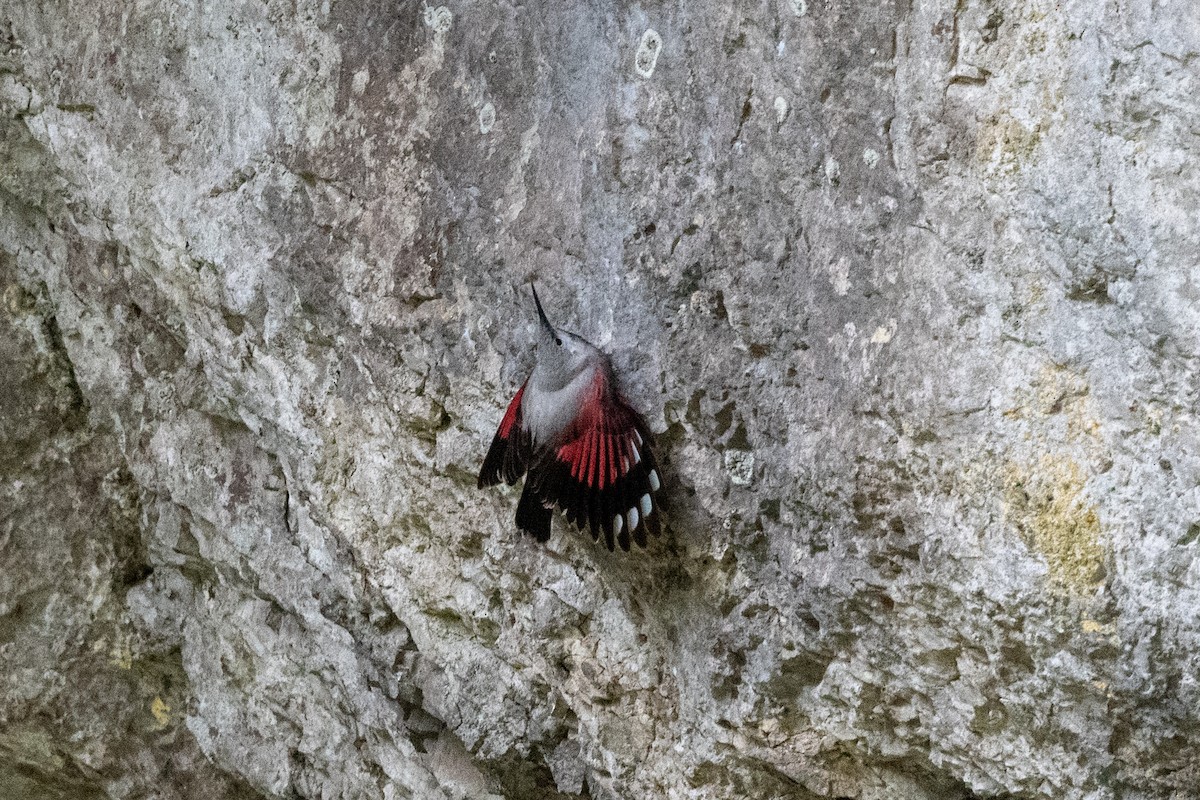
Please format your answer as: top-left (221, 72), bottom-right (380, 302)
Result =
top-left (531, 283), bottom-right (555, 336)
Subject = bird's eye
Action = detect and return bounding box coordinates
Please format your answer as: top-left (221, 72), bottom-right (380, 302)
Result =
top-left (555, 337), bottom-right (562, 346)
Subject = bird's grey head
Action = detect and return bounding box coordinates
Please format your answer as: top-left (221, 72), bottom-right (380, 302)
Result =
top-left (529, 285), bottom-right (600, 391)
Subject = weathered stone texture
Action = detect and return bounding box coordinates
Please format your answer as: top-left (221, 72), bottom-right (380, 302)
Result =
top-left (2, 1), bottom-right (1199, 798)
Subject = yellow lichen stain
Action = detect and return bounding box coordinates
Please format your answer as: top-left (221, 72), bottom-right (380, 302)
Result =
top-left (1004, 364), bottom-right (1103, 450)
top-left (109, 639), bottom-right (134, 670)
top-left (1004, 455), bottom-right (1107, 595)
top-left (1081, 618), bottom-right (1113, 635)
top-left (1081, 619), bottom-right (1120, 651)
top-left (1027, 280), bottom-right (1046, 306)
top-left (1143, 404), bottom-right (1163, 436)
top-left (975, 112), bottom-right (1045, 174)
top-left (150, 696), bottom-right (172, 729)
top-left (970, 0), bottom-right (1069, 174)
top-left (4, 283), bottom-right (37, 315)
top-left (1032, 363), bottom-right (1085, 415)
top-left (1066, 406), bottom-right (1103, 443)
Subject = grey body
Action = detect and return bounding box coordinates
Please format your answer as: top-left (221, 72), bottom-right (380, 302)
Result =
top-left (523, 314), bottom-right (607, 448)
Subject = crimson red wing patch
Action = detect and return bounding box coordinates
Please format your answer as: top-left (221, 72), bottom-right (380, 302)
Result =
top-left (530, 393), bottom-right (663, 551)
top-left (478, 381), bottom-right (531, 489)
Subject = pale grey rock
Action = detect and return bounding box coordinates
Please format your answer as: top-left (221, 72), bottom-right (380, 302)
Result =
top-left (2, 1), bottom-right (1199, 799)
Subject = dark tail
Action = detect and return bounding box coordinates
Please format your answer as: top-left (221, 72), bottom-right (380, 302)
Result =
top-left (515, 482), bottom-right (553, 542)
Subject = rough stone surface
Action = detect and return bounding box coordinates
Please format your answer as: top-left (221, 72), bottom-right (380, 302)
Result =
top-left (2, 1), bottom-right (1199, 798)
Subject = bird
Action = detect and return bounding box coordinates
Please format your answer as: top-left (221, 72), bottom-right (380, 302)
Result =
top-left (478, 285), bottom-right (663, 551)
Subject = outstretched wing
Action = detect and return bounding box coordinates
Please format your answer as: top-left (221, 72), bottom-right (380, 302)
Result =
top-left (478, 381), bottom-right (531, 488)
top-left (529, 374), bottom-right (662, 551)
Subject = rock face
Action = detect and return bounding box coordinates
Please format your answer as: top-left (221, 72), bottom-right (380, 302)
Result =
top-left (2, 1), bottom-right (1198, 798)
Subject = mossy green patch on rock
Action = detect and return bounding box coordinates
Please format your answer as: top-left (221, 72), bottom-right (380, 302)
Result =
top-left (0, 726), bottom-right (66, 772)
top-left (1004, 455), bottom-right (1107, 594)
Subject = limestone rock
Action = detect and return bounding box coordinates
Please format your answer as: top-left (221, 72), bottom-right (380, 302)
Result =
top-left (2, 1), bottom-right (1199, 798)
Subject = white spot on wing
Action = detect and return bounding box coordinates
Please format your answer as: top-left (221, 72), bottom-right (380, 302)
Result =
top-left (640, 494), bottom-right (652, 516)
top-left (613, 514), bottom-right (624, 536)
top-left (631, 441), bottom-right (641, 465)
top-left (649, 470), bottom-right (660, 491)
top-left (628, 507), bottom-right (640, 531)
